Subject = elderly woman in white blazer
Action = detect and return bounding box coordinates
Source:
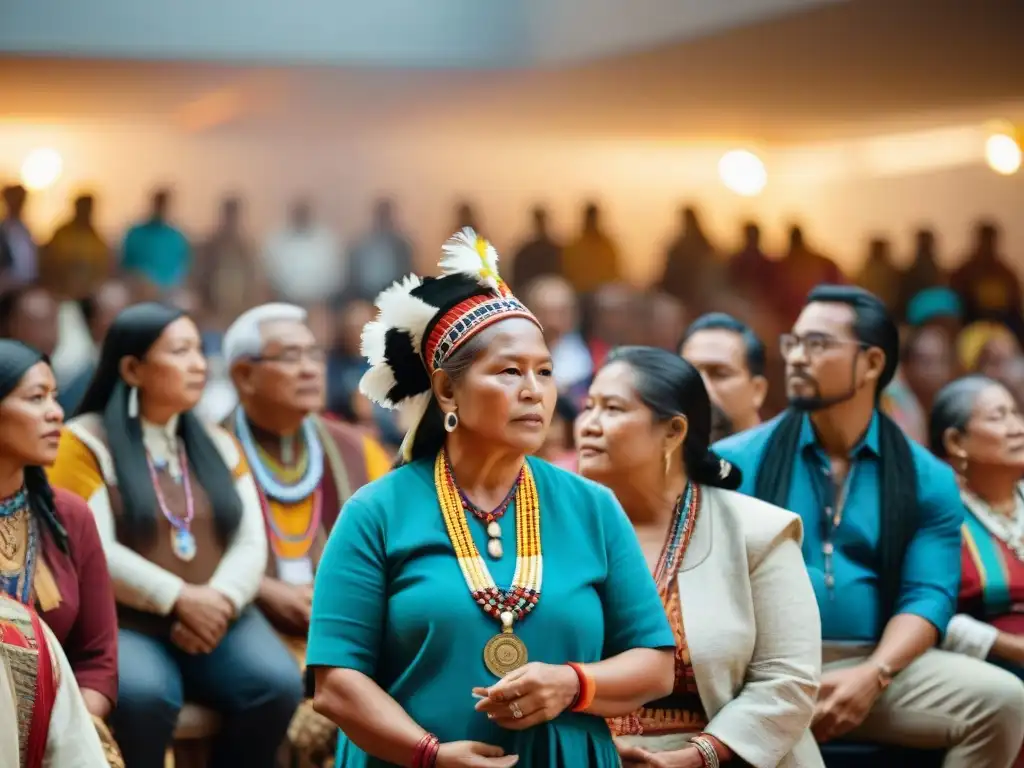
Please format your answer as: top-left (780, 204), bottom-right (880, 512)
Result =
top-left (577, 347), bottom-right (823, 768)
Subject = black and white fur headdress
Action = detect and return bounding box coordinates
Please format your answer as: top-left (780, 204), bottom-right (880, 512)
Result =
top-left (359, 228), bottom-right (540, 461)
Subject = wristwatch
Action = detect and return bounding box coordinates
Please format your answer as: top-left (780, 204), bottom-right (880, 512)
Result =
top-left (872, 661), bottom-right (895, 690)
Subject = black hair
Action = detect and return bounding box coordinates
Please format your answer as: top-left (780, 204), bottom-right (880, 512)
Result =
top-left (754, 283), bottom-right (915, 627)
top-left (75, 303), bottom-right (242, 547)
top-left (681, 312), bottom-right (766, 377)
top-left (603, 346), bottom-right (742, 490)
top-left (0, 340), bottom-right (69, 553)
top-left (806, 284), bottom-right (899, 396)
top-left (929, 375), bottom-right (996, 458)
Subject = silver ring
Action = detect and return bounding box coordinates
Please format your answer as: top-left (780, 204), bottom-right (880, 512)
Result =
top-left (509, 701), bottom-right (523, 719)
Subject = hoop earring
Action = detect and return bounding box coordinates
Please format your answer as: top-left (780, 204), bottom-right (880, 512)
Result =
top-left (127, 386), bottom-right (139, 419)
top-left (444, 410), bottom-right (459, 433)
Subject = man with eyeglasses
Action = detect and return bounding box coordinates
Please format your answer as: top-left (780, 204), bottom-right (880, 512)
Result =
top-left (715, 285), bottom-right (1024, 766)
top-left (221, 302), bottom-right (392, 762)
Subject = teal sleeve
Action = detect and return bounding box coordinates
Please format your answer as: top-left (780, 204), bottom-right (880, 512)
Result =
top-left (307, 498), bottom-right (386, 675)
top-left (597, 487), bottom-right (675, 657)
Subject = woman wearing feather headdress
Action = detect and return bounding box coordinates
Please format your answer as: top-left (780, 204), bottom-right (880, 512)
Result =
top-left (307, 229), bottom-right (675, 767)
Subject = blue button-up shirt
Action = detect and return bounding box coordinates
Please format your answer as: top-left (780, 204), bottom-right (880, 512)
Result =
top-left (715, 412), bottom-right (963, 642)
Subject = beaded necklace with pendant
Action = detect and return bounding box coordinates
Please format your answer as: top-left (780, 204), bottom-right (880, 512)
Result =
top-left (434, 450), bottom-right (541, 677)
top-left (147, 448), bottom-right (198, 562)
top-left (444, 454), bottom-right (522, 560)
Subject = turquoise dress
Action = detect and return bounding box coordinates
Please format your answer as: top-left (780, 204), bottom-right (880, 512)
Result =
top-left (307, 457), bottom-right (674, 767)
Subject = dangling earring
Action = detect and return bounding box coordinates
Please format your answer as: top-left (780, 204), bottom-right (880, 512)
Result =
top-left (444, 410), bottom-right (459, 433)
top-left (663, 450), bottom-right (672, 477)
top-left (127, 386), bottom-right (139, 419)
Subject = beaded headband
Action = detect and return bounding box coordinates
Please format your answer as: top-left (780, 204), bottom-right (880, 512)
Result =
top-left (359, 228), bottom-right (542, 461)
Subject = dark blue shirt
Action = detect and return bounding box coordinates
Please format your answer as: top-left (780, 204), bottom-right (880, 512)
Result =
top-left (714, 412), bottom-right (963, 642)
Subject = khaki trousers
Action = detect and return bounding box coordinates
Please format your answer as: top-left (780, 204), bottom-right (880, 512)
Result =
top-left (823, 645), bottom-right (1024, 768)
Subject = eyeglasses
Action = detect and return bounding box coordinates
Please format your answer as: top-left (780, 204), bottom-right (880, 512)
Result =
top-left (780, 333), bottom-right (865, 358)
top-left (252, 346), bottom-right (327, 365)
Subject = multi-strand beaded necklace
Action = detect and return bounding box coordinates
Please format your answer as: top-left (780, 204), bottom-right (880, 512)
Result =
top-left (653, 482), bottom-right (701, 593)
top-left (447, 454), bottom-right (522, 560)
top-left (434, 450), bottom-right (541, 676)
top-left (0, 488), bottom-right (37, 604)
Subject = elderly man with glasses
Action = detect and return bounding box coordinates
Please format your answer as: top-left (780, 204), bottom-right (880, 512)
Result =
top-left (221, 302), bottom-right (392, 762)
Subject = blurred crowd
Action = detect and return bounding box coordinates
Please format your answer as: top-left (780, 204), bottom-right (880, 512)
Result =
top-left (2, 182), bottom-right (1022, 455)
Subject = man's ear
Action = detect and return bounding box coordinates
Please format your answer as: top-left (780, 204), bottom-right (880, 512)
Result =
top-left (751, 375), bottom-right (768, 411)
top-left (118, 355), bottom-right (141, 388)
top-left (863, 347), bottom-right (886, 385)
top-left (231, 360), bottom-right (257, 397)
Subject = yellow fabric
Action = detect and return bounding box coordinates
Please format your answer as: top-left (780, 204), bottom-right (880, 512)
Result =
top-left (41, 225), bottom-right (111, 298)
top-left (47, 429), bottom-right (105, 500)
top-left (268, 495), bottom-right (317, 559)
top-left (957, 321), bottom-right (1016, 371)
top-left (34, 560), bottom-right (62, 612)
top-left (361, 435), bottom-right (392, 481)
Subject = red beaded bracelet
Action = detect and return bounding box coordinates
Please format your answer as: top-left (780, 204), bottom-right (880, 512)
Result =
top-left (412, 733), bottom-right (440, 768)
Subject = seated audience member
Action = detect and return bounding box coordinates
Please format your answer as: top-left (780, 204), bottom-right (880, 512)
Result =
top-left (537, 394), bottom-right (578, 470)
top-left (0, 341), bottom-right (120, 757)
top-left (47, 303), bottom-right (302, 768)
top-left (579, 347), bottom-right (823, 767)
top-left (0, 595), bottom-right (110, 768)
top-left (931, 376), bottom-right (1024, 675)
top-left (680, 312), bottom-right (768, 436)
top-left (958, 321), bottom-right (1021, 379)
top-left (716, 285), bottom-right (1024, 767)
top-left (221, 303), bottom-right (391, 760)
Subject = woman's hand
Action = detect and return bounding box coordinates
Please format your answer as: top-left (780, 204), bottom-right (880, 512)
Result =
top-left (173, 585), bottom-right (234, 648)
top-left (170, 621), bottom-right (216, 654)
top-left (472, 662), bottom-right (579, 731)
top-left (615, 739), bottom-right (656, 766)
top-left (435, 741), bottom-right (519, 767)
top-left (644, 747), bottom-right (705, 768)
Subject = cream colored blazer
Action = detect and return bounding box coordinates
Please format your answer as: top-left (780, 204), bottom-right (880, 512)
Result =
top-left (633, 486), bottom-right (824, 768)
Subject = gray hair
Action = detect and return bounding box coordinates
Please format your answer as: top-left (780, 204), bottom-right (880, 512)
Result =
top-left (222, 303), bottom-right (307, 365)
top-left (928, 375), bottom-right (999, 458)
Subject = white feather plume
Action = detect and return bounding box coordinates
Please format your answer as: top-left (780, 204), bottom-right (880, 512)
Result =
top-left (362, 273), bottom-right (437, 356)
top-left (359, 361), bottom-right (399, 408)
top-left (440, 227), bottom-right (502, 294)
top-left (397, 391), bottom-right (434, 462)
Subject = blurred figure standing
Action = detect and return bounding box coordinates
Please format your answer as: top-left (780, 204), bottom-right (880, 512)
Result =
top-left (952, 222), bottom-right (1024, 341)
top-left (523, 275), bottom-right (592, 394)
top-left (41, 193), bottom-right (111, 300)
top-left (195, 196), bottom-right (266, 333)
top-left (510, 206), bottom-right (562, 290)
top-left (0, 184), bottom-right (37, 287)
top-left (121, 187), bottom-right (191, 293)
top-left (347, 198), bottom-right (413, 301)
top-left (263, 198), bottom-right (344, 307)
top-left (562, 202), bottom-right (623, 294)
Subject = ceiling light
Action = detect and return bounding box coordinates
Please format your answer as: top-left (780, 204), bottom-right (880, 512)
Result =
top-left (20, 148), bottom-right (63, 191)
top-left (718, 150), bottom-right (766, 197)
top-left (985, 132), bottom-right (1021, 175)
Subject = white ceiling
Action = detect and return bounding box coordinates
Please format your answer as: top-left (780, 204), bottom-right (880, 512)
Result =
top-left (0, 0), bottom-right (837, 67)
top-left (1, 0), bottom-right (1022, 144)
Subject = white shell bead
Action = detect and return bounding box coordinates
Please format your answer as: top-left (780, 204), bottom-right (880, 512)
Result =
top-left (487, 538), bottom-right (504, 559)
top-left (487, 521), bottom-right (502, 538)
